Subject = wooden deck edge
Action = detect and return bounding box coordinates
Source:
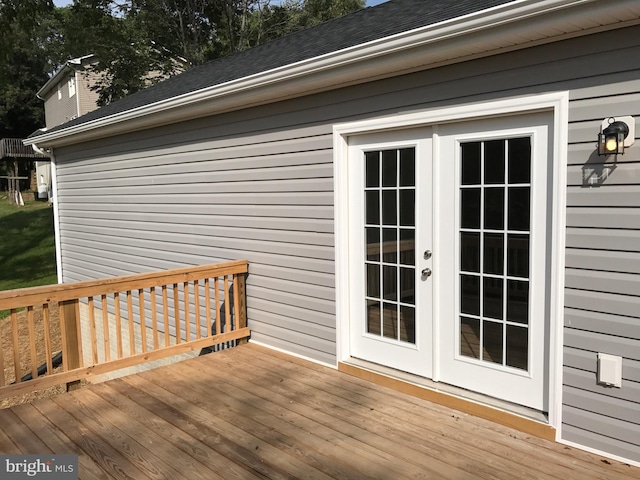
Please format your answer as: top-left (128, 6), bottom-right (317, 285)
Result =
top-left (338, 362), bottom-right (556, 442)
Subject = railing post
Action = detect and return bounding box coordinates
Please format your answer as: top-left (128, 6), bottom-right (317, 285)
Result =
top-left (60, 299), bottom-right (82, 391)
top-left (235, 272), bottom-right (248, 345)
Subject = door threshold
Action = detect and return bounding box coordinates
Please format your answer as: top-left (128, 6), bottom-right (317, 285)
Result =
top-left (339, 358), bottom-right (555, 441)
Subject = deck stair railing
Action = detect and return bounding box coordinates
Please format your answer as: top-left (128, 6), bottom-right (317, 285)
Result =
top-left (0, 260), bottom-right (248, 400)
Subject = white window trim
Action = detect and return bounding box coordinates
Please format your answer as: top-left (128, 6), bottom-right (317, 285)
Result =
top-left (333, 91), bottom-right (569, 436)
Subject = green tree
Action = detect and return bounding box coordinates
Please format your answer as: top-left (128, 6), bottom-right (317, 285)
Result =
top-left (0, 0), bottom-right (55, 137)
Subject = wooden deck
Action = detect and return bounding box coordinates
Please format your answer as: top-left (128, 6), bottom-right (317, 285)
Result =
top-left (1, 343), bottom-right (638, 480)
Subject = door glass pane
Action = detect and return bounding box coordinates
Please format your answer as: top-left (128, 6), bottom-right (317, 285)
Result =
top-left (483, 277), bottom-right (503, 320)
top-left (400, 306), bottom-right (415, 343)
top-left (461, 189), bottom-right (481, 229)
top-left (458, 137), bottom-right (531, 371)
top-left (366, 227), bottom-right (380, 262)
top-left (366, 263), bottom-right (379, 297)
top-left (383, 265), bottom-right (397, 301)
top-left (382, 302), bottom-right (397, 339)
top-left (460, 232), bottom-right (480, 273)
top-left (484, 187), bottom-right (504, 230)
top-left (484, 140), bottom-right (505, 184)
top-left (507, 280), bottom-right (529, 324)
top-left (364, 147), bottom-right (416, 345)
top-left (382, 190), bottom-right (397, 225)
top-left (508, 137), bottom-right (531, 184)
top-left (366, 300), bottom-right (381, 335)
top-left (365, 151), bottom-right (379, 187)
top-left (483, 233), bottom-right (503, 275)
top-left (507, 234), bottom-right (529, 278)
top-left (399, 148), bottom-right (415, 187)
top-left (460, 275), bottom-right (480, 316)
top-left (382, 150), bottom-right (396, 187)
top-left (483, 320), bottom-right (503, 364)
top-left (506, 325), bottom-right (528, 370)
top-left (382, 228), bottom-right (397, 264)
top-left (365, 191), bottom-right (379, 225)
top-left (399, 190), bottom-right (415, 226)
top-left (508, 187), bottom-right (530, 231)
top-left (460, 317), bottom-right (480, 359)
top-left (461, 142), bottom-right (481, 185)
top-left (399, 229), bottom-right (415, 266)
top-left (400, 267), bottom-right (415, 305)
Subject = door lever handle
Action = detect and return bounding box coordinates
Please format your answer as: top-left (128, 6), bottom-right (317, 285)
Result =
top-left (422, 268), bottom-right (432, 278)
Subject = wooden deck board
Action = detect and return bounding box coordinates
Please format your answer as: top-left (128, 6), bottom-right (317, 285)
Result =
top-left (0, 343), bottom-right (639, 480)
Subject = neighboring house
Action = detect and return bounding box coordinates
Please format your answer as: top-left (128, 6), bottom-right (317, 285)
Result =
top-left (34, 54), bottom-right (101, 200)
top-left (25, 0), bottom-right (640, 466)
top-left (37, 54), bottom-right (101, 129)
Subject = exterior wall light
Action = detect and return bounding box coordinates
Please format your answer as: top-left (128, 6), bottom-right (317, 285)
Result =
top-left (597, 116), bottom-right (635, 156)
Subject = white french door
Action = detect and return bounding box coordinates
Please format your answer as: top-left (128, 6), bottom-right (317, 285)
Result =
top-left (348, 128), bottom-right (433, 378)
top-left (436, 113), bottom-right (551, 411)
top-left (345, 112), bottom-right (552, 412)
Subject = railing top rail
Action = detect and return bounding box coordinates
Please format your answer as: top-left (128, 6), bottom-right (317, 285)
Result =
top-left (0, 260), bottom-right (248, 310)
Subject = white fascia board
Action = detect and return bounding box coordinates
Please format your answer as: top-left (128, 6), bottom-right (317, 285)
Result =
top-left (26, 0), bottom-right (613, 147)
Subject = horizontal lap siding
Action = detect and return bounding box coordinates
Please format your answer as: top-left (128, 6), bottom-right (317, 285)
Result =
top-left (562, 30), bottom-right (640, 460)
top-left (56, 126), bottom-right (337, 362)
top-left (54, 23), bottom-right (640, 461)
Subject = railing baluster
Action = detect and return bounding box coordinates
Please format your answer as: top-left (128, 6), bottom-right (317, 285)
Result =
top-left (0, 315), bottom-right (4, 386)
top-left (0, 316), bottom-right (4, 386)
top-left (151, 286), bottom-right (159, 350)
top-left (184, 282), bottom-right (190, 342)
top-left (204, 278), bottom-right (211, 339)
top-left (194, 280), bottom-right (201, 340)
top-left (162, 285), bottom-right (169, 347)
top-left (214, 278), bottom-right (221, 336)
top-left (224, 276), bottom-right (230, 334)
top-left (234, 273), bottom-right (247, 345)
top-left (88, 297), bottom-right (98, 365)
top-left (139, 289), bottom-right (147, 353)
top-left (11, 309), bottom-right (21, 383)
top-left (127, 290), bottom-right (135, 355)
top-left (27, 306), bottom-right (38, 378)
top-left (102, 295), bottom-right (110, 362)
top-left (173, 284), bottom-right (180, 344)
top-left (114, 293), bottom-right (122, 359)
top-left (43, 303), bottom-right (53, 375)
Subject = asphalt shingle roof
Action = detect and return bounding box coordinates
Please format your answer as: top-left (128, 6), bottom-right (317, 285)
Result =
top-left (44, 0), bottom-right (514, 134)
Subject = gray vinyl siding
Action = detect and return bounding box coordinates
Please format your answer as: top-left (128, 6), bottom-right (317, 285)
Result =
top-left (53, 24), bottom-right (640, 461)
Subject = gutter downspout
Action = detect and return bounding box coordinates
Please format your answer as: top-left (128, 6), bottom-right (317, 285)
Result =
top-left (32, 143), bottom-right (63, 285)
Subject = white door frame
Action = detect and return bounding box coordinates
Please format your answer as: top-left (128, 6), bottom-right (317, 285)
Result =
top-left (333, 92), bottom-right (569, 436)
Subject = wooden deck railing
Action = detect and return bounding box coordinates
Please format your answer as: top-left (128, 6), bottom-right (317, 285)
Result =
top-left (0, 260), bottom-right (249, 400)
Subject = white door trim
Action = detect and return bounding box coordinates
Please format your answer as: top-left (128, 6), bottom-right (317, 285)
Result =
top-left (333, 91), bottom-right (568, 434)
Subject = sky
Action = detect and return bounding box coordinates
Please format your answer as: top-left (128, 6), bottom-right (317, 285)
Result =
top-left (53, 0), bottom-right (388, 6)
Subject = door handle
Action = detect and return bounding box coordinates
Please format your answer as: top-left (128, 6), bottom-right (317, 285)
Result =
top-left (422, 268), bottom-right (432, 278)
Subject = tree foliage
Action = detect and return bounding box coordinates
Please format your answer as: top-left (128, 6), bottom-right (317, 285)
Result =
top-left (1, 0), bottom-right (365, 120)
top-left (0, 0), bottom-right (55, 137)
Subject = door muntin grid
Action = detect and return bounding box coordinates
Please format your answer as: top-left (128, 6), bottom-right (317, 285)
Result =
top-left (458, 137), bottom-right (531, 371)
top-left (364, 147), bottom-right (416, 344)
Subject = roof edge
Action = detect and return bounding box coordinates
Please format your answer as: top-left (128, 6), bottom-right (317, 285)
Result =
top-left (26, 0), bottom-right (628, 147)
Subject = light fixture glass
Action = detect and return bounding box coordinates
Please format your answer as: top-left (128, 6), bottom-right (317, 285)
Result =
top-left (598, 120), bottom-right (629, 156)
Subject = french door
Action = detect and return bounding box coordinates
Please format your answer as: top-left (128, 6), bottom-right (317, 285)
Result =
top-left (347, 113), bottom-right (551, 411)
top-left (348, 128), bottom-right (433, 378)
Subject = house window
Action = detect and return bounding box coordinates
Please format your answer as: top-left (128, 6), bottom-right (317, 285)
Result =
top-left (57, 84), bottom-right (62, 100)
top-left (68, 76), bottom-right (76, 98)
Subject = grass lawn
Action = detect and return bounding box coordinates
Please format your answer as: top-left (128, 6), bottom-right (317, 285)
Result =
top-left (0, 193), bottom-right (57, 316)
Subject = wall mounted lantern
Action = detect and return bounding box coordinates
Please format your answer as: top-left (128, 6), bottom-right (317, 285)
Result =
top-left (598, 116), bottom-right (635, 156)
